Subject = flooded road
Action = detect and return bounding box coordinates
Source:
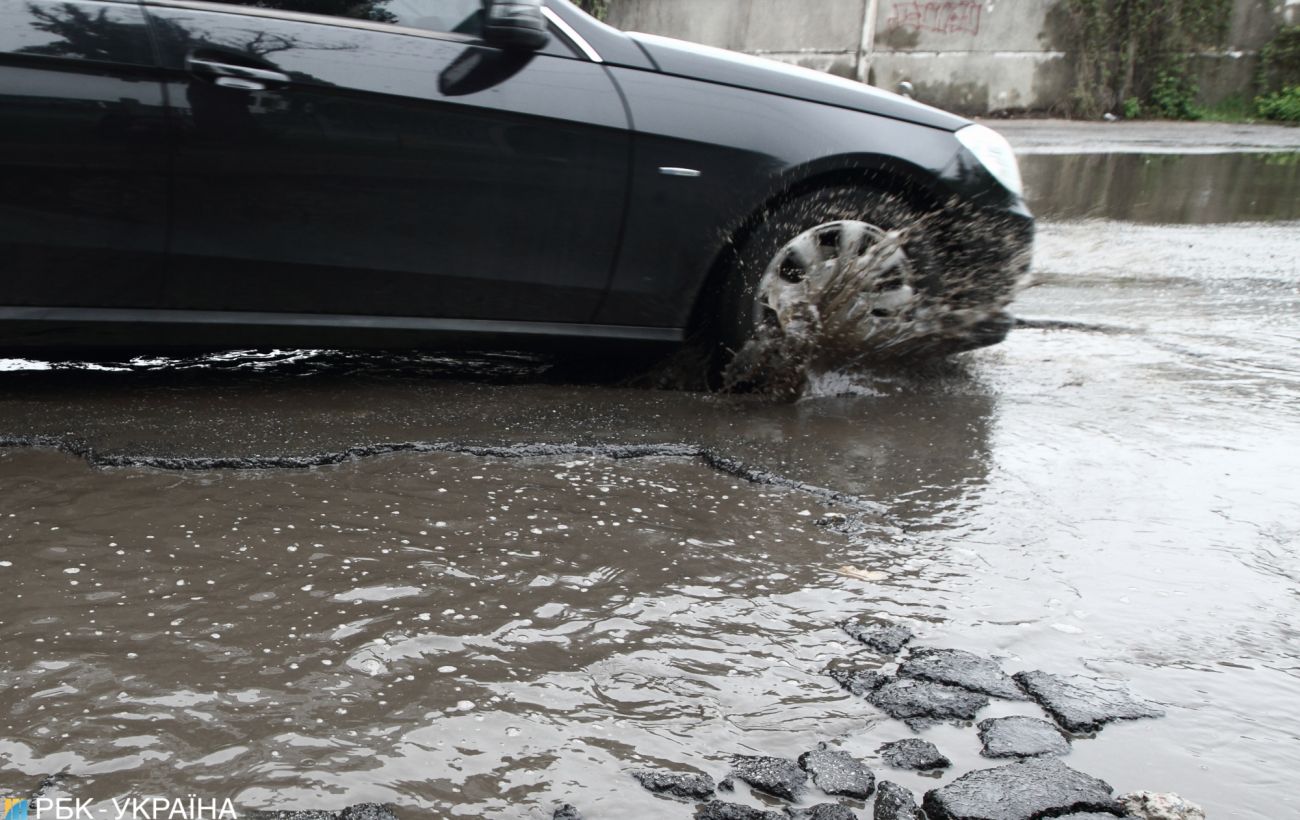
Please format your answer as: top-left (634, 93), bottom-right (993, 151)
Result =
top-left (2, 147), bottom-right (1299, 820)
top-left (1022, 152), bottom-right (1300, 223)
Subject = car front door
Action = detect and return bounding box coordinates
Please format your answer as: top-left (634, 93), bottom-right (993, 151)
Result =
top-left (0, 0), bottom-right (169, 312)
top-left (141, 0), bottom-right (631, 324)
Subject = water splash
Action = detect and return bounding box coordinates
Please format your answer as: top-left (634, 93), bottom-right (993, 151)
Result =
top-left (723, 215), bottom-right (1030, 399)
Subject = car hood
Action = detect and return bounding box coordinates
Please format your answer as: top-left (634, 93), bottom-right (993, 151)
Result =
top-left (625, 32), bottom-right (969, 132)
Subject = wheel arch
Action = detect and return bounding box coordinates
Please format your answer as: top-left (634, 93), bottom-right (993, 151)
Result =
top-left (682, 156), bottom-right (952, 340)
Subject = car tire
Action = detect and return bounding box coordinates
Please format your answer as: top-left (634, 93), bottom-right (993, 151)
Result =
top-left (717, 184), bottom-right (941, 381)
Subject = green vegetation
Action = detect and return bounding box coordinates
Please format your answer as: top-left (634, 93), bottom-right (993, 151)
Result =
top-left (1253, 27), bottom-right (1300, 122)
top-left (1256, 86), bottom-right (1300, 122)
top-left (1063, 0), bottom-right (1230, 119)
top-left (1193, 93), bottom-right (1255, 122)
top-left (1149, 69), bottom-right (1201, 119)
top-left (1258, 26), bottom-right (1300, 93)
top-left (574, 0), bottom-right (608, 19)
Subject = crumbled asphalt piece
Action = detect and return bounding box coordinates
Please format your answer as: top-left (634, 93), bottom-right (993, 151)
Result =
top-left (873, 781), bottom-right (922, 820)
top-left (787, 804), bottom-right (859, 820)
top-left (840, 621), bottom-right (914, 654)
top-left (552, 805), bottom-right (583, 820)
top-left (798, 743), bottom-right (875, 799)
top-left (1014, 671), bottom-right (1164, 733)
top-left (921, 758), bottom-right (1122, 820)
top-left (977, 716), bottom-right (1071, 758)
top-left (632, 769), bottom-right (717, 799)
top-left (867, 678), bottom-right (989, 727)
top-left (828, 665), bottom-right (888, 696)
top-left (877, 738), bottom-right (950, 771)
top-left (695, 801), bottom-right (785, 820)
top-left (243, 805), bottom-right (399, 820)
top-left (337, 808), bottom-right (396, 820)
top-left (732, 755), bottom-right (808, 801)
top-left (31, 771), bottom-right (73, 799)
top-left (1119, 790), bottom-right (1207, 819)
top-left (816, 513), bottom-right (873, 537)
top-left (1057, 815), bottom-right (1137, 820)
top-left (719, 777), bottom-right (736, 792)
top-left (898, 648), bottom-right (1025, 700)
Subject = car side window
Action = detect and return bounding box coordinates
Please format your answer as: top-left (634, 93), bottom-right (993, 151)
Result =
top-left (211, 0), bottom-right (486, 37)
top-left (1, 0), bottom-right (156, 65)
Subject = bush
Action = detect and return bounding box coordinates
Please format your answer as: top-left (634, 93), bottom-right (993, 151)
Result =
top-left (1063, 0), bottom-right (1229, 119)
top-left (1150, 70), bottom-right (1201, 120)
top-left (1256, 86), bottom-right (1300, 122)
top-left (1259, 27), bottom-right (1300, 94)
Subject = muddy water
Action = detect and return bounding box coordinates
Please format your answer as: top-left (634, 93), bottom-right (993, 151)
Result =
top-left (1022, 151), bottom-right (1300, 223)
top-left (0, 448), bottom-right (869, 816)
top-left (2, 159), bottom-right (1300, 819)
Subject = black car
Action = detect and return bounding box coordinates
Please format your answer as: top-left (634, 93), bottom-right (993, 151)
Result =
top-left (0, 0), bottom-right (1032, 369)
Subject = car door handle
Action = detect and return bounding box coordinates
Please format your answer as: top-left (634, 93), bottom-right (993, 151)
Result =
top-left (187, 56), bottom-right (290, 91)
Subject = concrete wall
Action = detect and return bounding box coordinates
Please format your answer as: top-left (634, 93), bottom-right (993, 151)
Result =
top-left (606, 0), bottom-right (871, 77)
top-left (867, 0), bottom-right (1069, 113)
top-left (605, 0), bottom-right (1291, 115)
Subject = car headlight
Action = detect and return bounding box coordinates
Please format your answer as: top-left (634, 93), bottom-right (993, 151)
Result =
top-left (956, 124), bottom-right (1023, 198)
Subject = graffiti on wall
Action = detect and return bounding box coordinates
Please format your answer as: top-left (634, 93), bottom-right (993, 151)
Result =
top-left (886, 1), bottom-right (983, 35)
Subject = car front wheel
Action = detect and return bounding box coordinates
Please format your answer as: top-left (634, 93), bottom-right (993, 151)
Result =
top-left (719, 184), bottom-right (952, 388)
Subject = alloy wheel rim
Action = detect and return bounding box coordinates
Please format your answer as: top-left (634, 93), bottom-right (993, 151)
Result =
top-left (754, 220), bottom-right (917, 333)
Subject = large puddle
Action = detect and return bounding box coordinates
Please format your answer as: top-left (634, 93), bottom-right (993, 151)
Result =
top-left (1, 447), bottom-right (871, 816)
top-left (2, 151), bottom-right (1299, 819)
top-left (1022, 151), bottom-right (1300, 223)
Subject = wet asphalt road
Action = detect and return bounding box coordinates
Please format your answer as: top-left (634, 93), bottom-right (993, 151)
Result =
top-left (2, 141), bottom-right (1299, 820)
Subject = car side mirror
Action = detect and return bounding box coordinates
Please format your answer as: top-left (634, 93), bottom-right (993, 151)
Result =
top-left (482, 0), bottom-right (550, 51)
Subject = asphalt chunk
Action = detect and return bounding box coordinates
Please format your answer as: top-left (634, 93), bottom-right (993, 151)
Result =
top-left (31, 772), bottom-right (74, 800)
top-left (732, 755), bottom-right (807, 801)
top-left (977, 716), bottom-right (1071, 758)
top-left (873, 781), bottom-right (922, 820)
top-left (632, 769), bottom-right (716, 799)
top-left (839, 621), bottom-right (914, 655)
top-left (798, 743), bottom-right (875, 799)
top-left (552, 805), bottom-right (583, 820)
top-left (827, 665), bottom-right (888, 696)
top-left (898, 648), bottom-right (1025, 700)
top-left (921, 758), bottom-right (1121, 820)
top-left (1014, 671), bottom-right (1164, 733)
top-left (788, 804), bottom-right (860, 820)
top-left (1119, 791), bottom-right (1206, 819)
top-left (694, 801), bottom-right (784, 820)
top-left (244, 805), bottom-right (399, 820)
top-left (877, 738), bottom-right (950, 771)
top-left (867, 678), bottom-right (989, 727)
